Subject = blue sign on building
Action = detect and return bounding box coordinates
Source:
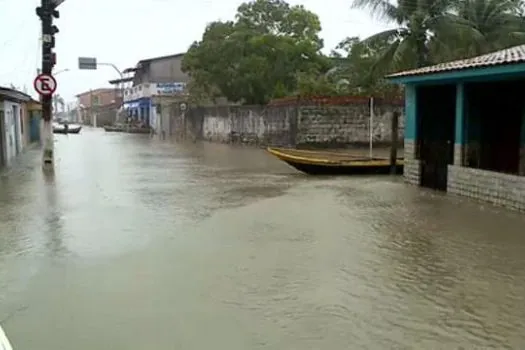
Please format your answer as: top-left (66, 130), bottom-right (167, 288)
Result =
top-left (123, 97), bottom-right (151, 124)
top-left (156, 82), bottom-right (186, 94)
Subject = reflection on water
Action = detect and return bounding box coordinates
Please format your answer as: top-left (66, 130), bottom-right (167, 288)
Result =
top-left (42, 172), bottom-right (67, 257)
top-left (0, 128), bottom-right (525, 349)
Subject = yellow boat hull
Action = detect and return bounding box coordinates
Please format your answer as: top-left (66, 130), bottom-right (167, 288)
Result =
top-left (266, 147), bottom-right (403, 175)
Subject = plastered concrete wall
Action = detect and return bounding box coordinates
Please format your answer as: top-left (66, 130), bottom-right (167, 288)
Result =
top-left (184, 101), bottom-right (404, 148)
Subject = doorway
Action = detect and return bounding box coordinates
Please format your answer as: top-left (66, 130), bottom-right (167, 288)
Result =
top-left (465, 80), bottom-right (524, 174)
top-left (0, 110), bottom-right (5, 167)
top-left (416, 84), bottom-right (457, 191)
top-left (12, 105), bottom-right (20, 154)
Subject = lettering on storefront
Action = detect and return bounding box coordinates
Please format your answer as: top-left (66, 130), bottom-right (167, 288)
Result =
top-left (155, 82), bottom-right (186, 95)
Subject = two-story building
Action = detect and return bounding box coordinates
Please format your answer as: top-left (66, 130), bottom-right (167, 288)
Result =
top-left (110, 53), bottom-right (189, 130)
top-left (75, 88), bottom-right (121, 126)
top-left (76, 88), bottom-right (118, 109)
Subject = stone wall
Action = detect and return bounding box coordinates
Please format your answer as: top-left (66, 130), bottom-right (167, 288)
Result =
top-left (447, 165), bottom-right (525, 212)
top-left (164, 98), bottom-right (405, 148)
top-left (296, 102), bottom-right (404, 148)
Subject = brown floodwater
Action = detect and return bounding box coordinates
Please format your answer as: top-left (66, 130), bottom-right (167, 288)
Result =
top-left (1, 128), bottom-right (524, 349)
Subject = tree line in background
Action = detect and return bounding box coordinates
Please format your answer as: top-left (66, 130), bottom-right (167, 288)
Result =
top-left (182, 0), bottom-right (525, 105)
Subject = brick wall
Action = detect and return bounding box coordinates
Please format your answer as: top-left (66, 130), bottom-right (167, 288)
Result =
top-left (447, 165), bottom-right (525, 212)
top-left (296, 103), bottom-right (404, 148)
top-left (168, 98), bottom-right (404, 148)
top-left (76, 89), bottom-right (118, 108)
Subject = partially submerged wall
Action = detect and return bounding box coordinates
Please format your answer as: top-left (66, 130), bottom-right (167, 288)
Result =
top-left (158, 96), bottom-right (405, 148)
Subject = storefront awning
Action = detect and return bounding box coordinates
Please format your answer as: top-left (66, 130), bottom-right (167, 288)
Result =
top-left (123, 98), bottom-right (150, 109)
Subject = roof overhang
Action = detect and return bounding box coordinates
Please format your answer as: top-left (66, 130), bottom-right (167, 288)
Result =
top-left (109, 77), bottom-right (133, 85)
top-left (138, 53), bottom-right (184, 65)
top-left (387, 62), bottom-right (525, 85)
top-left (0, 87), bottom-right (32, 102)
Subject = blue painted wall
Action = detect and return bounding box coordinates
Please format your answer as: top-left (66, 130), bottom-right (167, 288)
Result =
top-left (124, 97), bottom-right (151, 123)
top-left (405, 84), bottom-right (417, 141)
top-left (454, 83), bottom-right (464, 145)
top-left (29, 113), bottom-right (40, 142)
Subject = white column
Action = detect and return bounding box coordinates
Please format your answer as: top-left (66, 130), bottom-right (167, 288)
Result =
top-left (42, 119), bottom-right (54, 169)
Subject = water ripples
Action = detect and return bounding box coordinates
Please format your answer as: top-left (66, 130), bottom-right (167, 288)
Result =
top-left (1, 132), bottom-right (525, 348)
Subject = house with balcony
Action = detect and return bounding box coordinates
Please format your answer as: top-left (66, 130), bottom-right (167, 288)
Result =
top-left (109, 53), bottom-right (189, 130)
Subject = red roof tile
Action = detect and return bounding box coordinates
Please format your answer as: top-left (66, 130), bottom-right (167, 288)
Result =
top-left (386, 44), bottom-right (525, 78)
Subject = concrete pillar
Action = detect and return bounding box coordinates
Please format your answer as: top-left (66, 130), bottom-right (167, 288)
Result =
top-left (404, 84), bottom-right (417, 159)
top-left (453, 83), bottom-right (465, 165)
top-left (41, 120), bottom-right (54, 170)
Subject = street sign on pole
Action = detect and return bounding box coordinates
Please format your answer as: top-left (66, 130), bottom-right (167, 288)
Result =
top-left (33, 73), bottom-right (57, 96)
top-left (78, 57), bottom-right (97, 70)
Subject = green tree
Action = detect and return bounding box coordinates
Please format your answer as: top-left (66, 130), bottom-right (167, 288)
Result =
top-left (182, 0), bottom-right (331, 104)
top-left (353, 0), bottom-right (525, 73)
top-left (327, 36), bottom-right (403, 98)
top-left (351, 0), bottom-right (464, 71)
top-left (430, 0), bottom-right (525, 61)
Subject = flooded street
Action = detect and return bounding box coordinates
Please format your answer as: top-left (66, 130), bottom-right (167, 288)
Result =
top-left (1, 128), bottom-right (525, 349)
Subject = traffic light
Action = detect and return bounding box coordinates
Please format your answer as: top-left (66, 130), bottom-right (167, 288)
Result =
top-left (51, 5), bottom-right (59, 19)
top-left (35, 0), bottom-right (60, 19)
top-left (35, 1), bottom-right (60, 35)
top-left (36, 0), bottom-right (60, 70)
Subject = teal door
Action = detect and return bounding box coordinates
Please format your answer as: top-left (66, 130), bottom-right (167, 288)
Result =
top-left (29, 113), bottom-right (40, 142)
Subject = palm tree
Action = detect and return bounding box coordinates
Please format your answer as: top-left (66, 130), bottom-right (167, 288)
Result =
top-left (430, 0), bottom-right (525, 61)
top-left (353, 0), bottom-right (525, 71)
top-left (352, 0), bottom-right (461, 72)
top-left (52, 94), bottom-right (65, 114)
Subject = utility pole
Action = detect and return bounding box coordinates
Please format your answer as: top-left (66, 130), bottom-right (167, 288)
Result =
top-left (36, 0), bottom-right (60, 169)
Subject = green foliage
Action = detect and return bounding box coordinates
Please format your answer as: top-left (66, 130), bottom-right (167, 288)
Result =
top-left (183, 0), bottom-right (525, 103)
top-left (181, 0), bottom-right (330, 104)
top-left (352, 0), bottom-right (525, 72)
top-left (325, 36), bottom-right (404, 98)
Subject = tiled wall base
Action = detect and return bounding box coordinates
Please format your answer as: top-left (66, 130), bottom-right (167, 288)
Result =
top-left (403, 140), bottom-right (419, 185)
top-left (448, 165), bottom-right (525, 211)
top-left (404, 159), bottom-right (420, 185)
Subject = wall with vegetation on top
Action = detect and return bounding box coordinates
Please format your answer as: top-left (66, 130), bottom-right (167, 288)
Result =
top-left (162, 96), bottom-right (405, 148)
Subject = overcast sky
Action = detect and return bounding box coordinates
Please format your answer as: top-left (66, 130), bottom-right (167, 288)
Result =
top-left (0, 0), bottom-right (393, 103)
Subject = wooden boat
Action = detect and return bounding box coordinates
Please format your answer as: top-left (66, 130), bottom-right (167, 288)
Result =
top-left (53, 124), bottom-right (82, 134)
top-left (0, 325), bottom-right (13, 350)
top-left (103, 125), bottom-right (122, 132)
top-left (103, 125), bottom-right (150, 134)
top-left (127, 127), bottom-right (150, 134)
top-left (266, 147), bottom-right (404, 175)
